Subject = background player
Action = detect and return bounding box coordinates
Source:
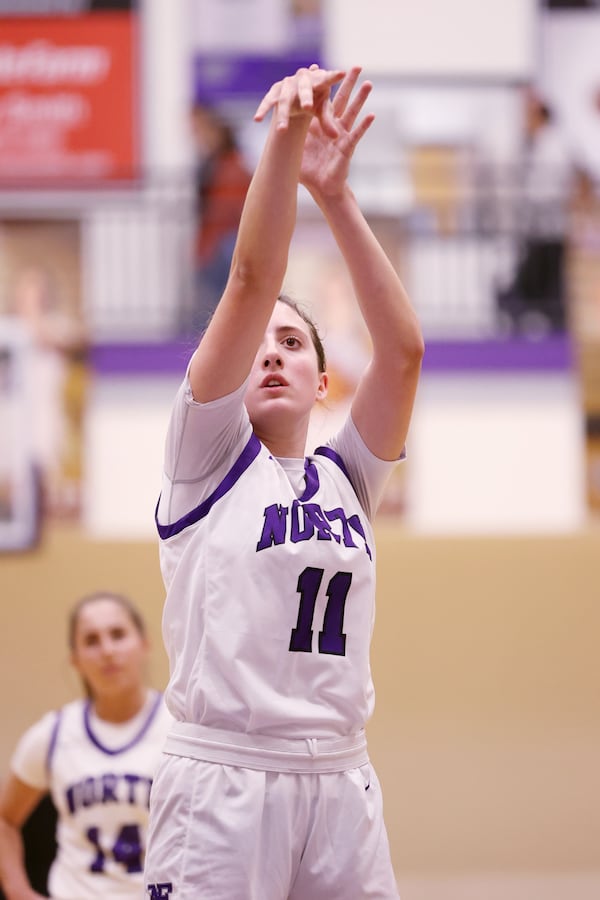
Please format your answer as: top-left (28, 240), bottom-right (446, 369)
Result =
top-left (0, 591), bottom-right (172, 900)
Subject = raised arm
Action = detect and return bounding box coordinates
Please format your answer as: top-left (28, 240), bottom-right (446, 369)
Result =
top-left (189, 66), bottom-right (344, 403)
top-left (300, 67), bottom-right (424, 461)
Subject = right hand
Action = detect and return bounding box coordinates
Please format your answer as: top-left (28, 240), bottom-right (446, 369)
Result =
top-left (253, 65), bottom-right (344, 137)
top-left (299, 65), bottom-right (375, 199)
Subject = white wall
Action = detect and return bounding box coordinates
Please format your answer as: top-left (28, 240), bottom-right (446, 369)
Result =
top-left (323, 0), bottom-right (537, 80)
top-left (83, 370), bottom-right (587, 539)
top-left (83, 375), bottom-right (178, 538)
top-left (406, 371), bottom-right (586, 534)
top-left (141, 0), bottom-right (193, 173)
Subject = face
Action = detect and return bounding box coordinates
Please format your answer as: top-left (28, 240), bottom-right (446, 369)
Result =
top-left (191, 107), bottom-right (222, 157)
top-left (244, 301), bottom-right (328, 437)
top-left (71, 598), bottom-right (148, 700)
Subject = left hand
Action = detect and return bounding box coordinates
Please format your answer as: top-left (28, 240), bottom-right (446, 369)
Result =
top-left (254, 64), bottom-right (344, 137)
top-left (299, 66), bottom-right (375, 199)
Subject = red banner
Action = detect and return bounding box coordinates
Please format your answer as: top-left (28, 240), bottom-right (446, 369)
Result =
top-left (0, 13), bottom-right (139, 183)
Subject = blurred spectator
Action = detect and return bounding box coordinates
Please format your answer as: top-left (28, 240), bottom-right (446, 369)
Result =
top-left (289, 0), bottom-right (323, 50)
top-left (11, 265), bottom-right (88, 519)
top-left (497, 87), bottom-right (576, 335)
top-left (183, 102), bottom-right (252, 335)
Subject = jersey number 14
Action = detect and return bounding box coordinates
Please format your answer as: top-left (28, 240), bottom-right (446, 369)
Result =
top-left (87, 823), bottom-right (143, 874)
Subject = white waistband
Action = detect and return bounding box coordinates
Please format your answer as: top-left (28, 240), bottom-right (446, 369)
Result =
top-left (164, 722), bottom-right (369, 774)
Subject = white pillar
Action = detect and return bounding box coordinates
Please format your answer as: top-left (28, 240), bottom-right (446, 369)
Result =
top-left (140, 0), bottom-right (194, 174)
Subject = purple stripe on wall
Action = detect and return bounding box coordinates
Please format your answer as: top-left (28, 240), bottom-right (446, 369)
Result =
top-left (193, 53), bottom-right (323, 105)
top-left (421, 335), bottom-right (573, 372)
top-left (90, 335), bottom-right (573, 376)
top-left (90, 341), bottom-right (195, 375)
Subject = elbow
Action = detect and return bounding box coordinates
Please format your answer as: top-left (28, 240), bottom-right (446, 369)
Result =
top-left (394, 331), bottom-right (425, 385)
top-left (402, 326), bottom-right (425, 369)
top-left (411, 330), bottom-right (426, 364)
top-left (228, 252), bottom-right (286, 299)
top-left (388, 303), bottom-right (425, 367)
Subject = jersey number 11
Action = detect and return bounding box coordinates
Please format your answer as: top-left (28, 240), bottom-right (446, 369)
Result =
top-left (289, 567), bottom-right (352, 656)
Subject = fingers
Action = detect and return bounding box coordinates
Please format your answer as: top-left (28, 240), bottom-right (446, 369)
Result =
top-left (271, 72), bottom-right (312, 132)
top-left (331, 67), bottom-right (373, 138)
top-left (341, 81), bottom-right (373, 132)
top-left (348, 111), bottom-right (376, 150)
top-left (253, 66), bottom-right (345, 130)
top-left (254, 83), bottom-right (283, 122)
top-left (332, 66), bottom-right (363, 118)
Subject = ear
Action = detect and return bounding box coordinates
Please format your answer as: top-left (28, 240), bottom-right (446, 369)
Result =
top-left (316, 371), bottom-right (328, 401)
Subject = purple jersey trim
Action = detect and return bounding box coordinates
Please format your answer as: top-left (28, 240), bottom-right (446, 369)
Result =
top-left (314, 446), bottom-right (355, 492)
top-left (83, 692), bottom-right (163, 756)
top-left (45, 709), bottom-right (62, 776)
top-left (299, 458), bottom-right (320, 502)
top-left (156, 433), bottom-right (262, 540)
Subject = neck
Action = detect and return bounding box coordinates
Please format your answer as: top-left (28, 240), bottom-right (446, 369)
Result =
top-left (264, 440), bottom-right (305, 459)
top-left (254, 415), bottom-right (309, 459)
top-left (91, 686), bottom-right (149, 724)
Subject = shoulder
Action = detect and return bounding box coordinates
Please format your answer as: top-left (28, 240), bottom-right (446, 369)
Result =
top-left (15, 708), bottom-right (64, 749)
top-left (53, 698), bottom-right (86, 731)
top-left (10, 708), bottom-right (63, 789)
top-left (167, 370), bottom-right (250, 460)
top-left (162, 372), bottom-right (251, 484)
top-left (321, 416), bottom-right (403, 520)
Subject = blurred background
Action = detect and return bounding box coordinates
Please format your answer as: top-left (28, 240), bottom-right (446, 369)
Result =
top-left (1, 0), bottom-right (599, 897)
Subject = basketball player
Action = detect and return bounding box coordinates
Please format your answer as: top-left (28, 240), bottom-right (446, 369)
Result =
top-left (144, 65), bottom-right (424, 899)
top-left (0, 592), bottom-right (172, 899)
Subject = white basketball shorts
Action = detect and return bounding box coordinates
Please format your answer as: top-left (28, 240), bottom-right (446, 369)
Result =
top-left (143, 728), bottom-right (399, 900)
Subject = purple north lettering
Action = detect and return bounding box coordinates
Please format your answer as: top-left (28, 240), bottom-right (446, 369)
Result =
top-left (256, 503), bottom-right (288, 550)
top-left (291, 502), bottom-right (341, 543)
top-left (146, 884), bottom-right (173, 899)
top-left (256, 501), bottom-right (371, 557)
top-left (347, 513), bottom-right (372, 560)
top-left (65, 772), bottom-right (153, 815)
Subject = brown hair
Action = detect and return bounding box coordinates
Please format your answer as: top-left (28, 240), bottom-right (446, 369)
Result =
top-left (199, 293), bottom-right (327, 373)
top-left (277, 293), bottom-right (326, 373)
top-left (68, 591), bottom-right (146, 651)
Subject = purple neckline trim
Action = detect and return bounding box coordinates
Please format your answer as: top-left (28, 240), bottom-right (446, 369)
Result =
top-left (314, 446), bottom-right (355, 491)
top-left (90, 336), bottom-right (573, 376)
top-left (300, 458), bottom-right (320, 502)
top-left (83, 692), bottom-right (162, 756)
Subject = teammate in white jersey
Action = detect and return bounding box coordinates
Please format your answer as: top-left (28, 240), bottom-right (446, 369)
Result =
top-left (145, 65), bottom-right (424, 899)
top-left (0, 591), bottom-right (172, 899)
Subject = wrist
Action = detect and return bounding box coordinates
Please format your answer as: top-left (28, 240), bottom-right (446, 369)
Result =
top-left (272, 110), bottom-right (312, 139)
top-left (309, 181), bottom-right (354, 209)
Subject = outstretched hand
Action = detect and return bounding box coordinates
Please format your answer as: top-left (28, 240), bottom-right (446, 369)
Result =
top-left (299, 66), bottom-right (375, 199)
top-left (254, 64), bottom-right (344, 137)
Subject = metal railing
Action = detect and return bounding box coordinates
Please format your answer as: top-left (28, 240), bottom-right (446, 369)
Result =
top-left (1, 159), bottom-right (597, 346)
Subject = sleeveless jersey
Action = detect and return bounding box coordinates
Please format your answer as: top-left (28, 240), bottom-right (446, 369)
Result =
top-left (12, 692), bottom-right (171, 899)
top-left (156, 379), bottom-right (400, 740)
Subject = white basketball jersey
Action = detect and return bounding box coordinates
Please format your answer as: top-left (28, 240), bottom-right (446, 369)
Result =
top-left (45, 693), bottom-right (170, 899)
top-left (158, 432), bottom-right (385, 740)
